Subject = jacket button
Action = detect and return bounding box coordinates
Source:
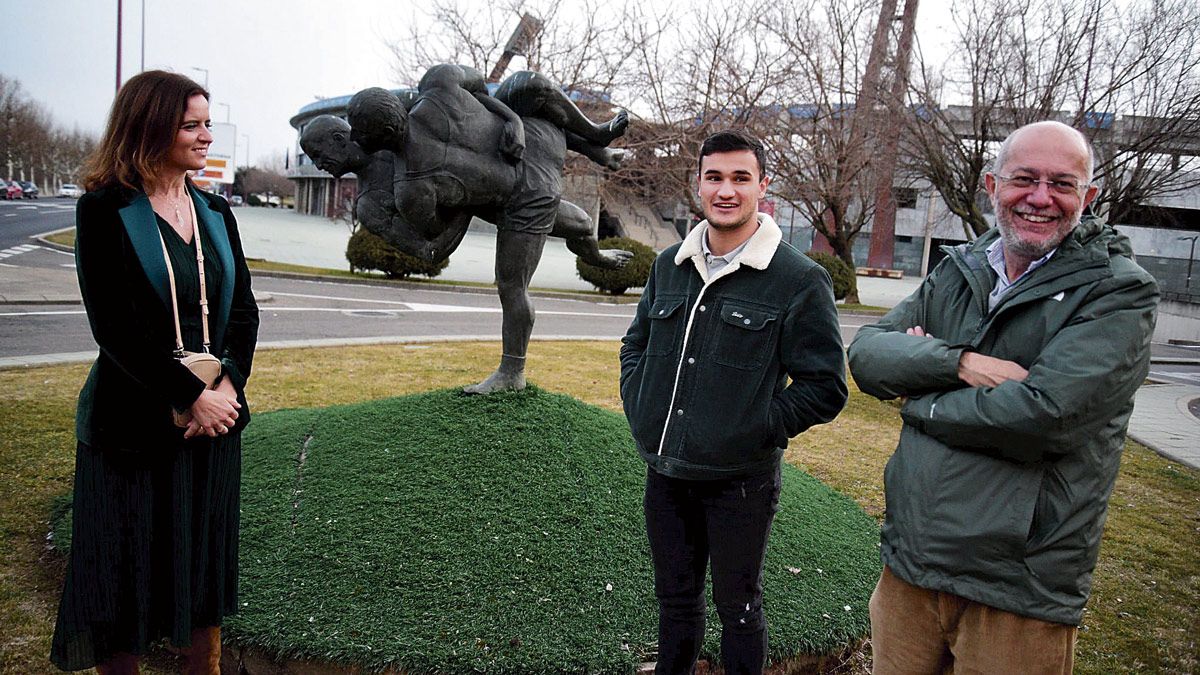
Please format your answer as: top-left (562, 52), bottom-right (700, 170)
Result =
top-left (743, 319), bottom-right (751, 325)
top-left (676, 409), bottom-right (684, 415)
top-left (699, 305), bottom-right (707, 312)
top-left (687, 357), bottom-right (695, 364)
top-left (658, 309), bottom-right (665, 315)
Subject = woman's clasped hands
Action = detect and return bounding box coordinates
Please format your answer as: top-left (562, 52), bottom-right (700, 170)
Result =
top-left (183, 377), bottom-right (241, 439)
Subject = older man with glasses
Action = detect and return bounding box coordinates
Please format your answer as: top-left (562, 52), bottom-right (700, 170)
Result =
top-left (848, 120), bottom-right (1159, 673)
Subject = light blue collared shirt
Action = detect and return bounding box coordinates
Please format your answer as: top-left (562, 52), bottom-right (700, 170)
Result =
top-left (986, 238), bottom-right (1056, 311)
top-left (702, 231), bottom-right (752, 278)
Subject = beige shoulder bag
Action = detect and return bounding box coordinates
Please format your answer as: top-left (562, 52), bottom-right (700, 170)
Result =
top-left (158, 190), bottom-right (222, 427)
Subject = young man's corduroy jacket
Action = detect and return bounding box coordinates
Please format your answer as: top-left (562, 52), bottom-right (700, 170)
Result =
top-left (620, 214), bottom-right (848, 480)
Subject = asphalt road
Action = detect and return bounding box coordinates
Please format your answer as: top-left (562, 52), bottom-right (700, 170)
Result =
top-left (0, 196), bottom-right (76, 250)
top-left (0, 269), bottom-right (879, 360)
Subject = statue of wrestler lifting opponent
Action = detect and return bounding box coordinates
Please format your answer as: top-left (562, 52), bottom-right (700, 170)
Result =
top-left (300, 64), bottom-right (632, 394)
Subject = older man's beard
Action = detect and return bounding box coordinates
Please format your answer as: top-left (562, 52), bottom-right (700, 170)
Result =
top-left (994, 202), bottom-right (1081, 260)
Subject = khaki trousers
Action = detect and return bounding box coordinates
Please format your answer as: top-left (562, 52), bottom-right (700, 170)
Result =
top-left (870, 566), bottom-right (1077, 674)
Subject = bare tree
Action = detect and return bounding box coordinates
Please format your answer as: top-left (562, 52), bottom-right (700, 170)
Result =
top-left (752, 0), bottom-right (885, 302)
top-left (1069, 0), bottom-right (1200, 224)
top-left (902, 0), bottom-right (1088, 238)
top-left (388, 0), bottom-right (644, 95)
top-left (0, 74), bottom-right (96, 190)
top-left (607, 4), bottom-right (794, 219)
top-left (904, 0), bottom-right (1200, 238)
top-left (1, 75), bottom-right (38, 180)
top-left (240, 164), bottom-right (293, 204)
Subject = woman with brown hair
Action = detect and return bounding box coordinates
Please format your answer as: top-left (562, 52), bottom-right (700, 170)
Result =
top-left (50, 70), bottom-right (259, 674)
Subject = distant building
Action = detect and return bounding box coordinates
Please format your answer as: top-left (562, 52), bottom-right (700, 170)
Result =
top-left (287, 89), bottom-right (417, 219)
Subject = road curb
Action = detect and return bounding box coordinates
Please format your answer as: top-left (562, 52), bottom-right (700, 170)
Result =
top-left (245, 267), bottom-right (641, 304)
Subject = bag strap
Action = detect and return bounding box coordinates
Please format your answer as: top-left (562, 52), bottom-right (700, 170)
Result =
top-left (156, 186), bottom-right (211, 356)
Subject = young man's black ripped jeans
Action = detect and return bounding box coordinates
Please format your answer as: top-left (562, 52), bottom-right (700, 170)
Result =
top-left (643, 464), bottom-right (782, 675)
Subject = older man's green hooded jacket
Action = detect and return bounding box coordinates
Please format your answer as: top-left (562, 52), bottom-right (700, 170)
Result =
top-left (848, 218), bottom-right (1158, 625)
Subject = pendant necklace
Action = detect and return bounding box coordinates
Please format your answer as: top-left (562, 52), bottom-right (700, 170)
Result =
top-left (170, 187), bottom-right (188, 228)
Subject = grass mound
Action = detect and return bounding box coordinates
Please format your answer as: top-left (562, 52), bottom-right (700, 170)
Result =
top-left (235, 387), bottom-right (882, 671)
top-left (227, 386), bottom-right (880, 672)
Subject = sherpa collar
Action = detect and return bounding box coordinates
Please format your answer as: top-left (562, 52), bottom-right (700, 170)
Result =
top-left (674, 213), bottom-right (783, 282)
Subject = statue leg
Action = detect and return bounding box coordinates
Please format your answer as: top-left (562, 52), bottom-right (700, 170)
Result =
top-left (497, 72), bottom-right (628, 146)
top-left (463, 230), bottom-right (547, 394)
top-left (553, 200), bottom-right (634, 270)
top-left (566, 131), bottom-right (625, 171)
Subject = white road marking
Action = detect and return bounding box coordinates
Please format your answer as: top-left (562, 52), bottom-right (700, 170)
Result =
top-left (1, 244), bottom-right (43, 258)
top-left (0, 310), bottom-right (87, 316)
top-left (265, 304), bottom-right (636, 318)
top-left (266, 291), bottom-right (414, 306)
top-left (264, 290), bottom-right (635, 318)
top-left (0, 303), bottom-right (634, 319)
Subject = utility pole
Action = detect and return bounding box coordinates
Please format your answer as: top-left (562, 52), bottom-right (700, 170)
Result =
top-left (116, 0), bottom-right (123, 93)
top-left (863, 0), bottom-right (920, 271)
top-left (140, 0), bottom-right (145, 72)
top-left (487, 13), bottom-right (543, 83)
top-left (1180, 235), bottom-right (1198, 292)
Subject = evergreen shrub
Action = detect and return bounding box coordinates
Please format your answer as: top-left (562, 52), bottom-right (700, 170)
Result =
top-left (575, 237), bottom-right (655, 295)
top-left (805, 251), bottom-right (855, 300)
top-left (346, 227), bottom-right (448, 279)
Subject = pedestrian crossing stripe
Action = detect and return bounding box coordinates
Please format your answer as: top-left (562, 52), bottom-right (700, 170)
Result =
top-left (0, 245), bottom-right (42, 258)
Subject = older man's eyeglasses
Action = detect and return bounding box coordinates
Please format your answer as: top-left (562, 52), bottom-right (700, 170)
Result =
top-left (996, 174), bottom-right (1087, 195)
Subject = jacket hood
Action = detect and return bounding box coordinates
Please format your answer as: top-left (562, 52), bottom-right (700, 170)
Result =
top-left (1075, 216), bottom-right (1135, 258)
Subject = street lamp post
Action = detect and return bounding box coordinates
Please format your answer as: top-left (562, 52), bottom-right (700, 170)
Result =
top-left (115, 0), bottom-right (123, 93)
top-left (1178, 235), bottom-right (1198, 292)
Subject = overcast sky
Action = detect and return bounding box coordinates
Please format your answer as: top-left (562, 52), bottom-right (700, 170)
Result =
top-left (1, 0), bottom-right (415, 167)
top-left (2, 0), bottom-right (956, 169)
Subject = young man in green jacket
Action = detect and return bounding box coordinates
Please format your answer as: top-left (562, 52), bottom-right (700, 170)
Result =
top-left (849, 120), bottom-right (1158, 673)
top-left (620, 130), bottom-right (847, 674)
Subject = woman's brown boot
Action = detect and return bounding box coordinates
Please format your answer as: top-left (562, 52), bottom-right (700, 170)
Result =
top-left (183, 626), bottom-right (222, 675)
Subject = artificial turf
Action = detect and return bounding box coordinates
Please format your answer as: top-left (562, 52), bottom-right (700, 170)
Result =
top-left (54, 385), bottom-right (880, 673)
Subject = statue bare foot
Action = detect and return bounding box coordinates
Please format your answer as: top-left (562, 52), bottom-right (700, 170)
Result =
top-left (602, 148), bottom-right (626, 171)
top-left (599, 110), bottom-right (629, 145)
top-left (589, 248), bottom-right (634, 269)
top-left (463, 368), bottom-right (526, 395)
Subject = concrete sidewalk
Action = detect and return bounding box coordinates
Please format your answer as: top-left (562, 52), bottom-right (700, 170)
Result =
top-left (8, 207), bottom-right (1199, 471)
top-left (1129, 383), bottom-right (1200, 469)
top-left (233, 206), bottom-right (598, 293)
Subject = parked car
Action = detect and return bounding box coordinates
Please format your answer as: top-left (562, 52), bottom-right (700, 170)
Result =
top-left (230, 194), bottom-right (244, 206)
top-left (58, 183), bottom-right (83, 198)
top-left (3, 180), bottom-right (23, 200)
top-left (18, 181), bottom-right (38, 199)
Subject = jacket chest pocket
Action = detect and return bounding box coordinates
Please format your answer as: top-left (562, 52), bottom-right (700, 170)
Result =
top-left (712, 300), bottom-right (778, 371)
top-left (646, 296), bottom-right (686, 356)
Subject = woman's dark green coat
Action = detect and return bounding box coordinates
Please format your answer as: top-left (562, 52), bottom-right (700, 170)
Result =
top-left (73, 185), bottom-right (259, 451)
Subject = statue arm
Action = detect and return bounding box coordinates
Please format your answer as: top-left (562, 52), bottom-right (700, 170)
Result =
top-left (357, 186), bottom-right (469, 265)
top-left (474, 94), bottom-right (525, 162)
